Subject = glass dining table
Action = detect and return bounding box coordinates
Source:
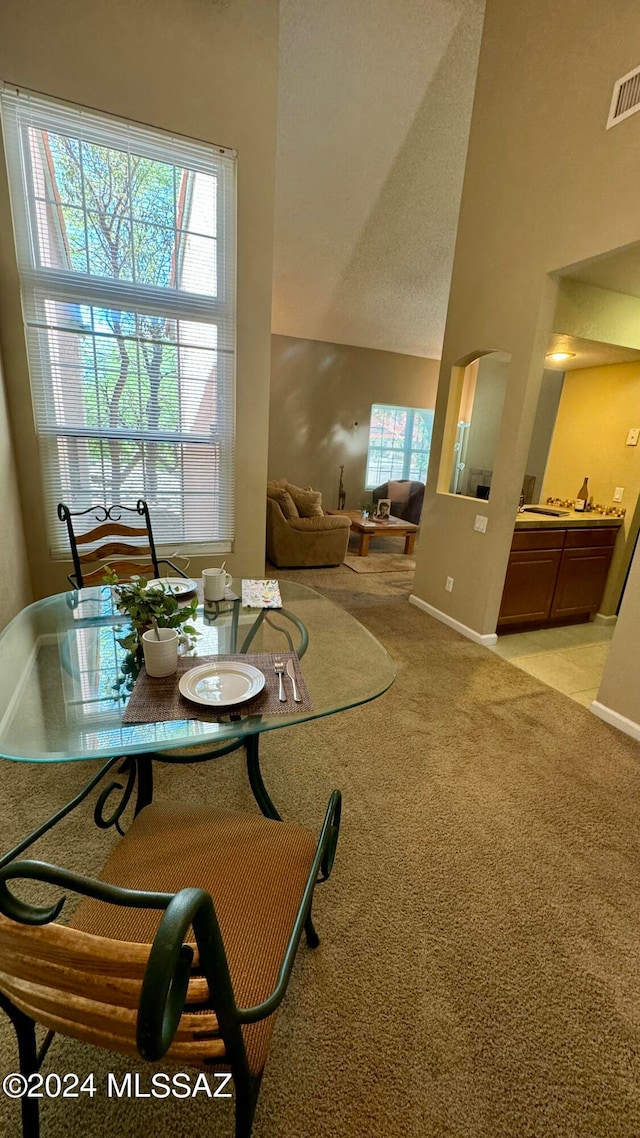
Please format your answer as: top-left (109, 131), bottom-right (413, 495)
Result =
top-left (0, 579), bottom-right (395, 831)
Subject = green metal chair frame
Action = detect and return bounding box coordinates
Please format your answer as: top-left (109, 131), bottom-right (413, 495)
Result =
top-left (0, 757), bottom-right (342, 1138)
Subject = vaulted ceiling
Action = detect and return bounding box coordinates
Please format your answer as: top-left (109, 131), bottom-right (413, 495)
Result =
top-left (272, 0), bottom-right (486, 360)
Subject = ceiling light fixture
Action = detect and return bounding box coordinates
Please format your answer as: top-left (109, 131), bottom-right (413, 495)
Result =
top-left (546, 351), bottom-right (576, 363)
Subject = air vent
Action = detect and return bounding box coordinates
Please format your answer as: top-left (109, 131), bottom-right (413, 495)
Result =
top-left (607, 65), bottom-right (640, 128)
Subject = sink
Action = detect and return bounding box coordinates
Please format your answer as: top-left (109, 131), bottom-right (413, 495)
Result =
top-left (520, 506), bottom-right (571, 517)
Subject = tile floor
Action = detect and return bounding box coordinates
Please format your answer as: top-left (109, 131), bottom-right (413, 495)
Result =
top-left (489, 621), bottom-right (615, 708)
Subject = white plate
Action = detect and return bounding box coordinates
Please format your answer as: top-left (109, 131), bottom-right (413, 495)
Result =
top-left (179, 661), bottom-right (265, 708)
top-left (145, 577), bottom-right (198, 598)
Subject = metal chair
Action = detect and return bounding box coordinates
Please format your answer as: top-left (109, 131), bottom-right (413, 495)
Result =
top-left (57, 499), bottom-right (186, 588)
top-left (0, 766), bottom-right (342, 1138)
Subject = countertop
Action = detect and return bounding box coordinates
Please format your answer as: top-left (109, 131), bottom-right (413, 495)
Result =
top-left (514, 508), bottom-right (624, 530)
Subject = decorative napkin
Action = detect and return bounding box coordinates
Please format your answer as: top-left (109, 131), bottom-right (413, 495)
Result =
top-left (241, 579), bottom-right (282, 608)
top-left (122, 651), bottom-right (312, 724)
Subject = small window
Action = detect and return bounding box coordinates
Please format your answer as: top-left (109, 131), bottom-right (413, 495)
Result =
top-left (365, 403), bottom-right (433, 489)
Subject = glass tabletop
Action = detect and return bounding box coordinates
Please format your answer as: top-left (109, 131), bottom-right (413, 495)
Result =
top-left (0, 579), bottom-right (395, 763)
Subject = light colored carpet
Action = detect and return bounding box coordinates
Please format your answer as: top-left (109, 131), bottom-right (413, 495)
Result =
top-left (343, 552), bottom-right (415, 573)
top-left (2, 566), bottom-right (640, 1137)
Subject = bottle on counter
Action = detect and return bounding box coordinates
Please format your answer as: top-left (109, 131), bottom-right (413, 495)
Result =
top-left (575, 476), bottom-right (589, 512)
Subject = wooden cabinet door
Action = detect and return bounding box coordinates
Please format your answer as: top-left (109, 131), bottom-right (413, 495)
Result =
top-left (550, 546), bottom-right (614, 619)
top-left (498, 549), bottom-right (562, 626)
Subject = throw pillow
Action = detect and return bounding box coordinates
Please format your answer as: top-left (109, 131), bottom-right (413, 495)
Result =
top-left (269, 487), bottom-right (299, 519)
top-left (287, 483), bottom-right (323, 517)
top-left (267, 478), bottom-right (288, 495)
top-left (388, 480), bottom-right (411, 505)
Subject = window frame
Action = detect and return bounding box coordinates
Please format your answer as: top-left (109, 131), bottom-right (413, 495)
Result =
top-left (365, 402), bottom-right (434, 489)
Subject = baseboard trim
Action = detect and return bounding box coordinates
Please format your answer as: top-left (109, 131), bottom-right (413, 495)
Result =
top-left (593, 612), bottom-right (618, 626)
top-left (590, 701), bottom-right (640, 742)
top-left (408, 594), bottom-right (498, 646)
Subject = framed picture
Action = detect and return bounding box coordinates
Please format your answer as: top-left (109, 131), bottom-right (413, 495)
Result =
top-left (374, 498), bottom-right (391, 521)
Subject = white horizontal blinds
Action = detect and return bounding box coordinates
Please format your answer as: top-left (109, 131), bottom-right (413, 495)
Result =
top-left (0, 86), bottom-right (236, 555)
top-left (365, 404), bottom-right (434, 487)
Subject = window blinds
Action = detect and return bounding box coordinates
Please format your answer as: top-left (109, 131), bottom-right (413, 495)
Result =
top-left (0, 85), bottom-right (237, 556)
top-left (365, 404), bottom-right (434, 488)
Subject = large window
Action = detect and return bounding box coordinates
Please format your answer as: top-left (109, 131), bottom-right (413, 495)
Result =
top-left (0, 87), bottom-right (236, 555)
top-left (365, 403), bottom-right (434, 488)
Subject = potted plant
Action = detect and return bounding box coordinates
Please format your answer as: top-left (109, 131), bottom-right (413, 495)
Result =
top-left (103, 569), bottom-right (199, 656)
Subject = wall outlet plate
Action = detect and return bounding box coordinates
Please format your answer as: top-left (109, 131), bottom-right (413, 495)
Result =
top-left (626, 427), bottom-right (639, 446)
top-left (445, 576), bottom-right (454, 592)
top-left (474, 514), bottom-right (488, 533)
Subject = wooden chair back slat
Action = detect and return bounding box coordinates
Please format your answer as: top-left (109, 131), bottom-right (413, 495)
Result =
top-left (1, 998), bottom-right (224, 1064)
top-left (75, 521), bottom-right (151, 546)
top-left (0, 916), bottom-right (221, 1063)
top-left (5, 952), bottom-right (211, 1007)
top-left (5, 954), bottom-right (143, 1007)
top-left (79, 542), bottom-right (152, 563)
top-left (0, 974), bottom-right (219, 1040)
top-left (0, 915), bottom-right (151, 969)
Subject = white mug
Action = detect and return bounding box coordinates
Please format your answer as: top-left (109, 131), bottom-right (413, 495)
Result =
top-left (142, 627), bottom-right (187, 678)
top-left (203, 567), bottom-right (233, 602)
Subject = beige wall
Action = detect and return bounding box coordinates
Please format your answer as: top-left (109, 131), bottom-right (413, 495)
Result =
top-left (269, 334), bottom-right (440, 508)
top-left (0, 0), bottom-right (279, 596)
top-left (411, 0), bottom-right (640, 699)
top-left (541, 360), bottom-right (640, 613)
top-left (0, 352), bottom-right (31, 626)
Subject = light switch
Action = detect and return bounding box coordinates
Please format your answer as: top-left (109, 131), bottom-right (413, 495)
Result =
top-left (614, 487), bottom-right (624, 502)
top-left (626, 428), bottom-right (639, 446)
top-left (474, 515), bottom-right (488, 533)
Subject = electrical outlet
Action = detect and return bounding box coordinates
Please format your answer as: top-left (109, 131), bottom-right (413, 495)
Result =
top-left (626, 428), bottom-right (639, 446)
top-left (445, 576), bottom-right (454, 593)
top-left (614, 487), bottom-right (624, 502)
top-left (474, 514), bottom-right (488, 533)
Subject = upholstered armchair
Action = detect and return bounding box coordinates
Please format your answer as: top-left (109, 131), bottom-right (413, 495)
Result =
top-left (372, 480), bottom-right (425, 526)
top-left (266, 480), bottom-right (350, 568)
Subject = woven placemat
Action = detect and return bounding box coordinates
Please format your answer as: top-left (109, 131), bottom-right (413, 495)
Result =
top-left (122, 651), bottom-right (311, 724)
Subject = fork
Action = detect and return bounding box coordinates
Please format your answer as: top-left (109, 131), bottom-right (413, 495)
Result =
top-left (274, 659), bottom-right (286, 702)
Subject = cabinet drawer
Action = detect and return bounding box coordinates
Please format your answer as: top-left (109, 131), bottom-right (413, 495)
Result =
top-left (563, 526), bottom-right (619, 549)
top-left (511, 529), bottom-right (565, 552)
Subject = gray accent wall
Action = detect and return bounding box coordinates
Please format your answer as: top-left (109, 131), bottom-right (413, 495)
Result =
top-left (269, 334), bottom-right (440, 509)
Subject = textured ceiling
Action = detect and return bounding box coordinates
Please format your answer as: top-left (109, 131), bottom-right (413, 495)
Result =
top-left (272, 0), bottom-right (486, 360)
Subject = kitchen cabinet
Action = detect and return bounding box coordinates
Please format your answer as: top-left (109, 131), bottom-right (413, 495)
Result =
top-left (498, 524), bottom-right (618, 630)
top-left (498, 530), bottom-right (563, 626)
top-left (549, 529), bottom-right (617, 619)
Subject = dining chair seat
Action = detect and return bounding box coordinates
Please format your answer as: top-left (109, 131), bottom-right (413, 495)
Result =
top-left (69, 802), bottom-right (318, 1075)
top-left (0, 794), bottom-right (340, 1138)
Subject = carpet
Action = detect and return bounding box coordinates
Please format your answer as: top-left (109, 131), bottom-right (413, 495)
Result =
top-left (3, 567), bottom-right (640, 1138)
top-left (343, 552), bottom-right (415, 573)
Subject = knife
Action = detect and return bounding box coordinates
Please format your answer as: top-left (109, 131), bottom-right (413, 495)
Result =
top-left (286, 658), bottom-right (302, 702)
